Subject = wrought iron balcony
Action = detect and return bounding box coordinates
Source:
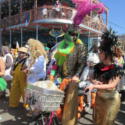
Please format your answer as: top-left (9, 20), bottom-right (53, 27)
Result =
top-left (0, 5), bottom-right (107, 32)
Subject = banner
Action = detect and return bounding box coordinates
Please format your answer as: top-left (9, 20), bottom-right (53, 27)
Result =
top-left (25, 11), bottom-right (33, 27)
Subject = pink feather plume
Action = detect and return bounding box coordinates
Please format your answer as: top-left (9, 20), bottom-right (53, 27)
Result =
top-left (73, 0), bottom-right (105, 26)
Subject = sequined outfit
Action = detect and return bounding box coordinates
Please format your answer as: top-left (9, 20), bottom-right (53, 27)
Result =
top-left (93, 63), bottom-right (123, 125)
top-left (57, 43), bottom-right (86, 77)
top-left (56, 42), bottom-right (86, 125)
top-left (94, 89), bottom-right (120, 125)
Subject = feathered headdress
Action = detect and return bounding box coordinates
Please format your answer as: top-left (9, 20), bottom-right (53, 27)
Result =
top-left (73, 0), bottom-right (105, 26)
top-left (99, 28), bottom-right (123, 59)
top-left (66, 0), bottom-right (105, 35)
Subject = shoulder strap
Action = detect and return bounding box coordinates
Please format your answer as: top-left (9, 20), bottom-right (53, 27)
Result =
top-left (13, 57), bottom-right (28, 71)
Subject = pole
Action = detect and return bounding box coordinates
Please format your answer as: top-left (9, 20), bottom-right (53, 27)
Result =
top-left (97, 34), bottom-right (100, 47)
top-left (10, 30), bottom-right (11, 47)
top-left (21, 28), bottom-right (23, 47)
top-left (36, 25), bottom-right (38, 40)
top-left (88, 31), bottom-right (90, 51)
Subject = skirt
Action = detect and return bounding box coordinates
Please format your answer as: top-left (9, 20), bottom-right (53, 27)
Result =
top-left (0, 77), bottom-right (7, 91)
top-left (93, 90), bottom-right (121, 125)
top-left (62, 83), bottom-right (78, 125)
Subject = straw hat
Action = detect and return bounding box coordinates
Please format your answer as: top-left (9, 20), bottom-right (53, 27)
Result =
top-left (18, 47), bottom-right (28, 54)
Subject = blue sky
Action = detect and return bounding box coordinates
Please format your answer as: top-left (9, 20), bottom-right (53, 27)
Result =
top-left (100, 0), bottom-right (125, 35)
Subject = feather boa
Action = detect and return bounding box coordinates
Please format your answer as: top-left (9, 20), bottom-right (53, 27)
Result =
top-left (94, 63), bottom-right (124, 84)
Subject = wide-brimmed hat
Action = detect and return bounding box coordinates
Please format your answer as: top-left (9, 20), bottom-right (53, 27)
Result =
top-left (18, 47), bottom-right (28, 54)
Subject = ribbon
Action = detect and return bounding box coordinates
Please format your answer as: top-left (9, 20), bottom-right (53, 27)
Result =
top-left (49, 111), bottom-right (54, 125)
top-left (99, 64), bottom-right (114, 71)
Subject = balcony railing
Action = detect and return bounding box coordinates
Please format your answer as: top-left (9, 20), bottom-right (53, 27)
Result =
top-left (0, 5), bottom-right (107, 32)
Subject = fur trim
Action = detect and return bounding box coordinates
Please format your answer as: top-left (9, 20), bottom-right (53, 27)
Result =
top-left (94, 63), bottom-right (124, 84)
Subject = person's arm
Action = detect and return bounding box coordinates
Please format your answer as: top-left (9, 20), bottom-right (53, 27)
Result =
top-left (76, 44), bottom-right (86, 75)
top-left (71, 44), bottom-right (86, 84)
top-left (85, 76), bottom-right (120, 92)
top-left (5, 55), bottom-right (13, 69)
top-left (0, 57), bottom-right (5, 76)
top-left (89, 73), bottom-right (102, 85)
top-left (23, 56), bottom-right (45, 74)
top-left (80, 66), bottom-right (89, 81)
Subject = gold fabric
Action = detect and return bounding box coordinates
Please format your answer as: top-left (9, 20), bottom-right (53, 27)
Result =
top-left (93, 89), bottom-right (121, 125)
top-left (56, 43), bottom-right (85, 124)
top-left (62, 83), bottom-right (78, 125)
top-left (57, 43), bottom-right (85, 77)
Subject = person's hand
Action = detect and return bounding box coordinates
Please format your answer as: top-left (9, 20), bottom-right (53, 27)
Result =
top-left (93, 80), bottom-right (103, 85)
top-left (23, 69), bottom-right (28, 74)
top-left (71, 75), bottom-right (79, 84)
top-left (21, 66), bottom-right (27, 70)
top-left (10, 69), bottom-right (14, 76)
top-left (84, 85), bottom-right (94, 94)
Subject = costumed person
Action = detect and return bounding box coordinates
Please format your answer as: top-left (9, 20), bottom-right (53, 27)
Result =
top-left (1, 46), bottom-right (13, 91)
top-left (78, 53), bottom-right (99, 111)
top-left (114, 56), bottom-right (124, 92)
top-left (85, 29), bottom-right (124, 125)
top-left (45, 47), bottom-right (51, 66)
top-left (46, 44), bottom-right (59, 77)
top-left (54, 0), bottom-right (105, 124)
top-left (0, 54), bottom-right (7, 99)
top-left (114, 56), bottom-right (124, 68)
top-left (9, 47), bottom-right (29, 108)
top-left (22, 39), bottom-right (48, 117)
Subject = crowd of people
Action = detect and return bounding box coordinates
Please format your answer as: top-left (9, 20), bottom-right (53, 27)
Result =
top-left (0, 0), bottom-right (125, 125)
top-left (0, 29), bottom-right (124, 125)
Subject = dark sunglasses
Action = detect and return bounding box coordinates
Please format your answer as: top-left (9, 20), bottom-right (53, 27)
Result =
top-left (69, 32), bottom-right (78, 37)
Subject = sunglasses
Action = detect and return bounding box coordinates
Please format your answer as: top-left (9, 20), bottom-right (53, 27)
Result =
top-left (69, 32), bottom-right (78, 37)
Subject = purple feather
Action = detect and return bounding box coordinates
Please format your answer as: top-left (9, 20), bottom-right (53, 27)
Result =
top-left (73, 0), bottom-right (105, 26)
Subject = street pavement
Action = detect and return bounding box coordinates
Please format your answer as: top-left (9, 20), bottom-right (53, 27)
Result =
top-left (0, 89), bottom-right (125, 125)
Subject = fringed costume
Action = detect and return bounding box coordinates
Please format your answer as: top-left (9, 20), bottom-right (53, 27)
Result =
top-left (93, 28), bottom-right (124, 125)
top-left (93, 63), bottom-right (123, 125)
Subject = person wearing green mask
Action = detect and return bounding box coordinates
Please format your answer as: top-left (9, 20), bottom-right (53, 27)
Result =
top-left (53, 24), bottom-right (86, 125)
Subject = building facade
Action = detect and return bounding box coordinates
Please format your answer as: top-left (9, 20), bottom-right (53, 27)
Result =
top-left (0, 0), bottom-right (109, 49)
top-left (118, 34), bottom-right (125, 55)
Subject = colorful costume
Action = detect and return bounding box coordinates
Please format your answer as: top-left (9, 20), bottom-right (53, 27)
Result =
top-left (1, 46), bottom-right (13, 91)
top-left (9, 48), bottom-right (28, 108)
top-left (93, 63), bottom-right (123, 125)
top-left (0, 77), bottom-right (7, 92)
top-left (79, 53), bottom-right (99, 111)
top-left (54, 34), bottom-right (85, 125)
top-left (93, 29), bottom-right (124, 125)
top-left (0, 59), bottom-right (7, 97)
top-left (53, 0), bottom-right (105, 124)
top-left (27, 55), bottom-right (46, 84)
top-left (2, 46), bottom-right (13, 81)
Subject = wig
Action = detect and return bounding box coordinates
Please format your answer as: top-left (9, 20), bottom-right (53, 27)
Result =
top-left (28, 38), bottom-right (48, 63)
top-left (73, 0), bottom-right (105, 26)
